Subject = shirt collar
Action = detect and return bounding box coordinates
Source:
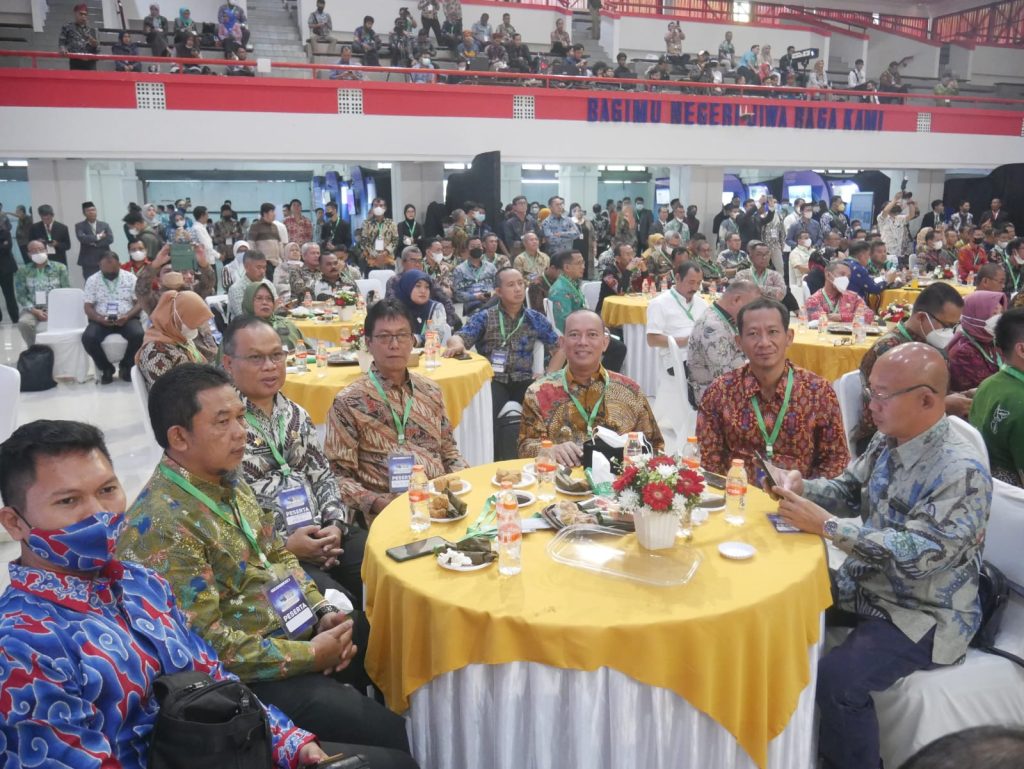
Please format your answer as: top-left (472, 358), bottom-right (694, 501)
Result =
top-left (368, 361), bottom-right (412, 392)
top-left (161, 456), bottom-right (237, 505)
top-left (9, 561), bottom-right (117, 615)
top-left (886, 417), bottom-right (947, 469)
top-left (566, 365), bottom-right (606, 388)
top-left (739, 361), bottom-right (794, 400)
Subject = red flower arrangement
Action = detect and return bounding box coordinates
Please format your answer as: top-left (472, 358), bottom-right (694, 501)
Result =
top-left (613, 455), bottom-right (706, 515)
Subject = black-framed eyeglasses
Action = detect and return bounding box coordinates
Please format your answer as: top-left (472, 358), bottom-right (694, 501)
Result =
top-left (235, 351), bottom-right (288, 366)
top-left (372, 332), bottom-right (414, 346)
top-left (863, 383), bottom-right (937, 403)
top-left (926, 312), bottom-right (960, 331)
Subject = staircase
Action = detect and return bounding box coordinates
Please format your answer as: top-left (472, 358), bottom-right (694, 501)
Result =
top-left (572, 10), bottom-right (613, 66)
top-left (0, 0), bottom-right (104, 69)
top-left (245, 0), bottom-right (308, 78)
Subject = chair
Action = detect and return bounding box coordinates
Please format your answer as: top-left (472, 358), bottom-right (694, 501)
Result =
top-left (543, 298), bottom-right (561, 335)
top-left (131, 366), bottom-right (158, 445)
top-left (0, 365), bottom-right (20, 443)
top-left (652, 337), bottom-right (696, 454)
top-left (101, 335), bottom-right (129, 366)
top-left (832, 370), bottom-right (863, 458)
top-left (582, 280), bottom-right (602, 311)
top-left (532, 340), bottom-right (545, 376)
top-left (35, 288), bottom-right (91, 382)
top-left (948, 415), bottom-right (989, 467)
top-left (873, 479), bottom-right (1024, 768)
top-left (800, 278), bottom-right (812, 307)
top-left (356, 278), bottom-right (384, 302)
top-left (206, 293), bottom-right (229, 333)
top-left (368, 269), bottom-right (396, 289)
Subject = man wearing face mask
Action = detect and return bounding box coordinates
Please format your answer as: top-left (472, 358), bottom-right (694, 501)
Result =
top-left (999, 237), bottom-right (1023, 298)
top-left (212, 203), bottom-right (243, 264)
top-left (915, 231), bottom-right (954, 272)
top-left (0, 420), bottom-right (345, 769)
top-left (819, 195), bottom-right (850, 238)
top-left (358, 198), bottom-right (398, 272)
top-left (788, 231), bottom-right (814, 301)
top-left (853, 282), bottom-right (967, 452)
top-left (453, 242), bottom-right (497, 315)
top-left (804, 261), bottom-right (874, 323)
top-left (785, 202), bottom-right (823, 250)
top-left (121, 239), bottom-right (150, 276)
top-left (81, 251), bottom-right (143, 384)
top-left (409, 51), bottom-right (438, 83)
top-left (123, 210), bottom-right (163, 262)
top-left (957, 227), bottom-right (989, 283)
top-left (845, 241), bottom-right (897, 302)
top-left (14, 239), bottom-right (70, 347)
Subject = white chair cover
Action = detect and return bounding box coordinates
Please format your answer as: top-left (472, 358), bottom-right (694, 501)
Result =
top-left (652, 336), bottom-right (695, 453)
top-left (532, 340), bottom-right (545, 376)
top-left (543, 298), bottom-right (560, 335)
top-left (948, 415), bottom-right (989, 467)
top-left (368, 269), bottom-right (396, 288)
top-left (582, 280), bottom-right (602, 310)
top-left (131, 366), bottom-right (158, 445)
top-left (35, 287), bottom-right (90, 382)
top-left (0, 365), bottom-right (19, 443)
top-left (872, 479), bottom-right (1024, 768)
top-left (356, 278), bottom-right (384, 301)
top-left (832, 370), bottom-right (863, 457)
top-left (800, 279), bottom-right (812, 307)
top-left (100, 335), bottom-right (128, 365)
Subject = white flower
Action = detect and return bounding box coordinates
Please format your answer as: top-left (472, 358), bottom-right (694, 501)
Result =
top-left (656, 465), bottom-right (676, 479)
top-left (618, 489), bottom-right (640, 509)
top-left (671, 494), bottom-right (689, 514)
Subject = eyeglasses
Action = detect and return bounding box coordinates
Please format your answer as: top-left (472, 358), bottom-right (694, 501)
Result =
top-left (926, 313), bottom-right (960, 331)
top-left (235, 351), bottom-right (288, 366)
top-left (372, 332), bottom-right (414, 346)
top-left (863, 383), bottom-right (937, 403)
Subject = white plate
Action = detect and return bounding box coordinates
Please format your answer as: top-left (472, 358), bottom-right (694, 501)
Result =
top-left (718, 541), bottom-right (756, 560)
top-left (515, 491), bottom-right (536, 508)
top-left (556, 484), bottom-right (592, 497)
top-left (491, 472), bottom-right (536, 489)
top-left (429, 510), bottom-right (468, 523)
top-left (437, 556), bottom-right (494, 572)
top-left (699, 491), bottom-right (726, 511)
top-left (429, 479), bottom-right (472, 497)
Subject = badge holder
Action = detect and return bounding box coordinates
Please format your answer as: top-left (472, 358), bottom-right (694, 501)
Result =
top-left (279, 483), bottom-right (316, 533)
top-left (388, 452), bottom-right (415, 493)
top-left (490, 349), bottom-right (508, 375)
top-left (264, 569), bottom-right (317, 639)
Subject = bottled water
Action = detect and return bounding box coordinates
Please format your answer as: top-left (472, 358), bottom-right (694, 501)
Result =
top-left (623, 432), bottom-right (644, 467)
top-left (852, 307), bottom-right (866, 344)
top-left (497, 482), bottom-right (522, 575)
top-left (536, 440), bottom-right (557, 502)
top-left (681, 436), bottom-right (701, 473)
top-left (817, 311), bottom-right (829, 337)
top-left (424, 329), bottom-right (440, 370)
top-left (797, 306), bottom-right (807, 330)
top-left (409, 465), bottom-right (430, 532)
top-left (316, 340), bottom-right (328, 368)
top-left (293, 341), bottom-right (308, 372)
top-left (660, 274), bottom-right (669, 292)
top-left (724, 459), bottom-right (747, 527)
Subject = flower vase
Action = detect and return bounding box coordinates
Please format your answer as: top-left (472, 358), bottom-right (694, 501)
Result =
top-left (339, 305), bottom-right (355, 322)
top-left (356, 350), bottom-right (372, 373)
top-left (634, 508), bottom-right (678, 550)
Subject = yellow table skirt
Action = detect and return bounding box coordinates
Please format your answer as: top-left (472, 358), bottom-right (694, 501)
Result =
top-left (601, 294), bottom-right (650, 327)
top-left (881, 282), bottom-right (974, 309)
top-left (291, 318), bottom-right (358, 345)
top-left (281, 352), bottom-right (492, 425)
top-left (363, 459), bottom-right (832, 769)
top-left (788, 327), bottom-right (876, 381)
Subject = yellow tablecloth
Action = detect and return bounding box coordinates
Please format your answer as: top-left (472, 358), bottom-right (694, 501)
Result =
top-left (601, 294), bottom-right (650, 327)
top-left (363, 459), bottom-right (832, 769)
top-left (281, 352), bottom-right (492, 425)
top-left (789, 327), bottom-right (876, 381)
top-left (291, 318), bottom-right (358, 345)
top-left (881, 282), bottom-right (974, 308)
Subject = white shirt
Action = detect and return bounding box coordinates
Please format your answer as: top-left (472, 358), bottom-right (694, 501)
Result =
top-left (192, 220), bottom-right (217, 261)
top-left (646, 289), bottom-right (708, 369)
top-left (83, 270), bottom-right (138, 317)
top-left (848, 67), bottom-right (865, 87)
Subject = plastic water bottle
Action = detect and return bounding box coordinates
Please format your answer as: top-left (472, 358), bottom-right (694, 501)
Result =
top-left (293, 340), bottom-right (308, 372)
top-left (356, 292), bottom-right (367, 314)
top-left (681, 436), bottom-right (701, 473)
top-left (641, 277), bottom-right (651, 297)
top-left (316, 340), bottom-right (328, 368)
top-left (409, 465), bottom-right (430, 532)
top-left (817, 311), bottom-right (829, 337)
top-left (536, 440), bottom-right (557, 502)
top-left (660, 274), bottom-right (669, 292)
top-left (424, 329), bottom-right (440, 370)
top-left (852, 306), bottom-right (866, 344)
top-left (724, 459), bottom-right (747, 527)
top-left (497, 481), bottom-right (522, 575)
top-left (624, 432), bottom-right (644, 467)
top-left (797, 305), bottom-right (807, 330)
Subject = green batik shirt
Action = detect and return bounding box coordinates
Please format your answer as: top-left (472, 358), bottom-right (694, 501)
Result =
top-left (117, 458), bottom-right (324, 682)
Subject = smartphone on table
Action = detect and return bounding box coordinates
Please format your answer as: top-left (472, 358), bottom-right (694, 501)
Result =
top-left (386, 536), bottom-right (451, 562)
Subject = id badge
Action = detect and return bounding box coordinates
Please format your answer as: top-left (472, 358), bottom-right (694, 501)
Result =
top-left (46, 244), bottom-right (56, 255)
top-left (279, 486), bottom-right (315, 533)
top-left (264, 575), bottom-right (316, 639)
top-left (388, 452), bottom-right (415, 493)
top-left (374, 237), bottom-right (385, 252)
top-left (226, 238), bottom-right (233, 246)
top-left (35, 290), bottom-right (47, 306)
top-left (490, 349), bottom-right (508, 374)
top-left (105, 302), bottom-right (119, 317)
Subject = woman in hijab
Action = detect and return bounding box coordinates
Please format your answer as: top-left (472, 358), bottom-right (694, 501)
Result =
top-left (947, 290), bottom-right (1007, 392)
top-left (174, 6), bottom-right (195, 38)
top-left (395, 269), bottom-right (450, 346)
top-left (241, 280), bottom-right (308, 351)
top-left (136, 290), bottom-right (214, 388)
top-left (273, 241), bottom-right (301, 303)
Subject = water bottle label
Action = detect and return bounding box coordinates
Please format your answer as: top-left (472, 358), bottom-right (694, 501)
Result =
top-left (388, 452), bottom-right (416, 493)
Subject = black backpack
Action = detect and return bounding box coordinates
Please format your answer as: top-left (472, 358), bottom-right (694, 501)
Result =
top-left (148, 672), bottom-right (272, 769)
top-left (17, 344), bottom-right (56, 392)
top-left (970, 561), bottom-right (1024, 668)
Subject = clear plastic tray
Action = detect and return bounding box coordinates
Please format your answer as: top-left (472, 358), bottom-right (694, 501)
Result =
top-left (546, 524), bottom-right (703, 587)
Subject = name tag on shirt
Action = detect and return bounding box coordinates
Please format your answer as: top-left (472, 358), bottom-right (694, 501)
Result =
top-left (35, 290), bottom-right (47, 306)
top-left (226, 238), bottom-right (233, 246)
top-left (105, 302), bottom-right (119, 317)
top-left (374, 238), bottom-right (385, 253)
top-left (265, 575), bottom-right (316, 638)
top-left (279, 486), bottom-right (315, 532)
top-left (490, 349), bottom-right (508, 374)
top-left (388, 452), bottom-right (415, 493)
top-left (46, 244), bottom-right (56, 255)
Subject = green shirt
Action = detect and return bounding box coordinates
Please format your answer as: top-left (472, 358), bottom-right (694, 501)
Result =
top-left (13, 261), bottom-right (70, 312)
top-left (117, 459), bottom-right (324, 682)
top-left (547, 274), bottom-right (585, 333)
top-left (969, 367), bottom-right (1024, 487)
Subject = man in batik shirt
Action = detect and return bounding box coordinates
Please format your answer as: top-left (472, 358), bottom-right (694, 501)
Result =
top-left (687, 279), bottom-right (760, 403)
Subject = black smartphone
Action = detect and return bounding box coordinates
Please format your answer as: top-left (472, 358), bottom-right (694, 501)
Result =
top-left (767, 514), bottom-right (801, 534)
top-left (317, 754), bottom-right (370, 769)
top-left (703, 471), bottom-right (726, 490)
top-left (455, 352), bottom-right (472, 361)
top-left (386, 536), bottom-right (450, 562)
top-left (753, 450), bottom-right (782, 501)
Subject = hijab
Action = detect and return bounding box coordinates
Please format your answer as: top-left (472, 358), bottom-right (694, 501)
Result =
top-left (396, 269), bottom-right (437, 335)
top-left (142, 204), bottom-right (161, 229)
top-left (179, 6), bottom-right (191, 25)
top-left (242, 280), bottom-right (304, 349)
top-left (959, 290), bottom-right (1006, 343)
top-left (140, 290), bottom-right (211, 360)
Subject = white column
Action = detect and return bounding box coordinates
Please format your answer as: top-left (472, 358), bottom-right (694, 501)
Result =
top-left (391, 161), bottom-right (445, 221)
top-left (686, 166), bottom-right (725, 240)
top-left (501, 163), bottom-right (522, 205)
top-left (28, 159), bottom-right (90, 287)
top-left (558, 164), bottom-right (599, 210)
top-left (87, 161), bottom-right (139, 257)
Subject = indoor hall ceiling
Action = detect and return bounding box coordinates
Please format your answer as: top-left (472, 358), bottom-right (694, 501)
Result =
top-left (780, 0), bottom-right (993, 18)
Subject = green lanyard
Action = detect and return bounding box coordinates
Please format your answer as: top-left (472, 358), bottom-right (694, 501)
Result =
top-left (1000, 363), bottom-right (1024, 386)
top-left (244, 410), bottom-right (291, 477)
top-left (896, 322), bottom-right (914, 342)
top-left (562, 369), bottom-right (607, 439)
top-left (498, 307), bottom-right (525, 346)
top-left (158, 464), bottom-right (269, 568)
top-left (712, 303), bottom-right (737, 334)
top-left (1007, 260), bottom-right (1023, 292)
top-left (368, 370), bottom-right (414, 445)
top-left (965, 334), bottom-right (1002, 368)
top-left (102, 274), bottom-right (120, 296)
top-left (749, 367), bottom-right (794, 459)
top-left (751, 268), bottom-right (768, 288)
top-left (670, 288), bottom-right (695, 321)
top-left (405, 221), bottom-right (417, 239)
top-left (542, 274), bottom-right (552, 290)
top-left (823, 290), bottom-right (839, 314)
top-left (564, 278), bottom-right (585, 308)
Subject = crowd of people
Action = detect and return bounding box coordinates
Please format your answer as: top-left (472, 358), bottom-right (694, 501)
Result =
top-left (2, 181), bottom-right (1023, 769)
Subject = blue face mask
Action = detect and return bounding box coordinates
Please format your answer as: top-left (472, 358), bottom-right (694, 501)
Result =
top-left (23, 511), bottom-right (125, 572)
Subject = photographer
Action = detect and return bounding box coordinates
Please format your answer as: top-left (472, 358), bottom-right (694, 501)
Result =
top-left (877, 192), bottom-right (919, 261)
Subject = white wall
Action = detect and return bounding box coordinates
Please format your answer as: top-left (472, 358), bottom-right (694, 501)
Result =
top-left (945, 44), bottom-right (972, 82)
top-left (0, 181), bottom-right (30, 219)
top-left (827, 30), bottom-right (867, 70)
top-left (968, 45), bottom-right (1024, 86)
top-left (865, 28), bottom-right (940, 80)
top-left (0, 0), bottom-right (30, 25)
top-left (144, 179), bottom-right (312, 221)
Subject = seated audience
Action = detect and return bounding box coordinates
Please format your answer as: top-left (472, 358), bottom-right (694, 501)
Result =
top-left (0, 420), bottom-right (335, 768)
top-left (222, 317), bottom-right (368, 600)
top-left (804, 260), bottom-right (875, 323)
top-left (957, 228), bottom-right (989, 283)
top-left (698, 298), bottom-right (849, 480)
top-left (901, 726), bottom-right (1024, 769)
top-left (243, 280), bottom-right (308, 351)
top-left (717, 232), bottom-right (749, 277)
top-left (118, 365), bottom-right (416, 767)
top-left (646, 261), bottom-right (708, 371)
top-left (969, 307), bottom-right (1024, 487)
top-left (975, 260), bottom-right (1007, 294)
top-left (136, 243), bottom-right (216, 315)
top-left (446, 267), bottom-right (564, 421)
top-left (273, 240), bottom-right (302, 302)
top-left (734, 241), bottom-right (786, 300)
top-left (519, 310), bottom-right (663, 465)
top-left (325, 299), bottom-right (467, 521)
top-left (597, 242), bottom-right (641, 315)
top-left (143, 3), bottom-right (171, 57)
top-left (772, 343), bottom-right (992, 769)
top-left (353, 15), bottom-right (381, 66)
top-left (947, 290), bottom-right (1007, 393)
top-left (690, 236), bottom-right (724, 284)
top-left (854, 282), bottom-right (967, 451)
top-left (227, 247), bottom-right (268, 318)
top-left (394, 269), bottom-right (451, 345)
top-left (514, 232), bottom-right (550, 285)
top-left (688, 279), bottom-right (760, 403)
top-left (14, 239), bottom-right (70, 347)
top-left (330, 46), bottom-right (365, 80)
top-left (550, 17), bottom-right (570, 55)
top-left (289, 241), bottom-right (322, 301)
top-left (136, 289), bottom-right (214, 387)
top-left (643, 232), bottom-right (676, 280)
top-left (528, 261), bottom-right (561, 314)
top-left (112, 30), bottom-right (142, 72)
top-left (307, 0), bottom-right (335, 44)
top-left (82, 251), bottom-right (143, 384)
top-left (453, 243), bottom-right (497, 315)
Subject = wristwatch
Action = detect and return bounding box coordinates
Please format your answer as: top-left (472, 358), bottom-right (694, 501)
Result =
top-left (313, 601), bottom-right (341, 621)
top-left (822, 517), bottom-right (839, 540)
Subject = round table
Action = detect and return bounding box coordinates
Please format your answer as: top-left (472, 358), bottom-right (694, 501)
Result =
top-left (291, 317), bottom-right (358, 345)
top-left (364, 459), bottom-right (832, 769)
top-left (282, 353), bottom-right (495, 466)
top-left (880, 282), bottom-right (974, 308)
top-left (601, 295), bottom-right (659, 396)
top-left (788, 327), bottom-right (877, 382)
